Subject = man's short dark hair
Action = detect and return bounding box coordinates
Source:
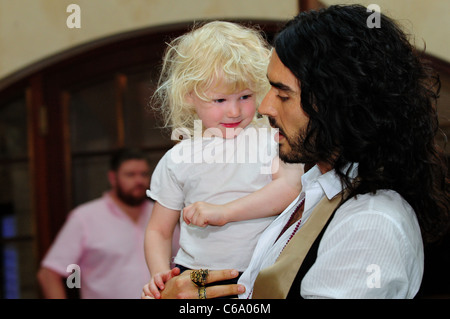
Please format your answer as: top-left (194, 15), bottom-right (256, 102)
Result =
top-left (109, 148), bottom-right (150, 172)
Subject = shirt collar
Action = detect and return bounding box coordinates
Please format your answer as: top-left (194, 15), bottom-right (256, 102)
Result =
top-left (103, 191), bottom-right (150, 225)
top-left (103, 191), bottom-right (123, 217)
top-left (302, 163), bottom-right (359, 200)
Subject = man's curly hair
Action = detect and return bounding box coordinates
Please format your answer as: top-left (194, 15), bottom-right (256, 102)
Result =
top-left (274, 5), bottom-right (449, 243)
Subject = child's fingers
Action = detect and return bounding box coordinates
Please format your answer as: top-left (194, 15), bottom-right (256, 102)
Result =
top-left (171, 267), bottom-right (181, 277)
top-left (163, 267), bottom-right (181, 281)
top-left (182, 207), bottom-right (192, 225)
top-left (142, 283), bottom-right (151, 297)
top-left (142, 283), bottom-right (157, 299)
top-left (184, 203), bottom-right (209, 227)
top-left (191, 212), bottom-right (208, 227)
top-left (149, 280), bottom-right (162, 299)
top-left (154, 274), bottom-right (165, 290)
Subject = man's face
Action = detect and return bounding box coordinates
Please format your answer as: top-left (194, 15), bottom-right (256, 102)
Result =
top-left (259, 51), bottom-right (310, 163)
top-left (111, 159), bottom-right (150, 206)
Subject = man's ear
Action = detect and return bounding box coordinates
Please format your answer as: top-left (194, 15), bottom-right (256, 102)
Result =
top-left (108, 170), bottom-right (117, 188)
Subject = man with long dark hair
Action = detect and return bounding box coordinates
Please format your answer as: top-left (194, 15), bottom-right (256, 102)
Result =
top-left (245, 4), bottom-right (449, 298)
top-left (142, 5), bottom-right (449, 299)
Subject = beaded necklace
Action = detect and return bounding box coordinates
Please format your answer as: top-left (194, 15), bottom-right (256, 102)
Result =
top-left (247, 198), bottom-right (306, 299)
top-left (278, 197), bottom-right (305, 253)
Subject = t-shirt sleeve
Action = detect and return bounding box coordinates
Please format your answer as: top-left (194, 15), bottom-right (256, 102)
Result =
top-left (147, 150), bottom-right (185, 211)
top-left (40, 210), bottom-right (85, 277)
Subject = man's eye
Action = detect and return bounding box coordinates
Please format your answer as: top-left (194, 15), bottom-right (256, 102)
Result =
top-left (278, 95), bottom-right (289, 102)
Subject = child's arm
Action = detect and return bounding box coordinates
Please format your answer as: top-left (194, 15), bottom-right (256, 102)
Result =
top-left (183, 158), bottom-right (303, 226)
top-left (144, 201), bottom-right (180, 298)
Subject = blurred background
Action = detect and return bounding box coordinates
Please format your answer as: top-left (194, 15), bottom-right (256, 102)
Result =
top-left (0, 0), bottom-right (448, 299)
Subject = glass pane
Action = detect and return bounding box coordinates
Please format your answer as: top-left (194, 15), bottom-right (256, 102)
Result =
top-left (2, 162), bottom-right (33, 239)
top-left (0, 96), bottom-right (28, 159)
top-left (123, 68), bottom-right (173, 148)
top-left (0, 94), bottom-right (36, 298)
top-left (2, 241), bottom-right (38, 299)
top-left (71, 150), bottom-right (170, 209)
top-left (69, 79), bottom-right (118, 153)
top-left (72, 155), bottom-right (110, 208)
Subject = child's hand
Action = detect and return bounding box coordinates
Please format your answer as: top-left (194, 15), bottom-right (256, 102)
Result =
top-left (183, 202), bottom-right (228, 227)
top-left (141, 282), bottom-right (156, 299)
top-left (142, 267), bottom-right (181, 299)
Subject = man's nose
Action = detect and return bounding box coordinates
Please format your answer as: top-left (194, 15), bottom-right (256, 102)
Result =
top-left (135, 173), bottom-right (149, 184)
top-left (259, 90), bottom-right (276, 117)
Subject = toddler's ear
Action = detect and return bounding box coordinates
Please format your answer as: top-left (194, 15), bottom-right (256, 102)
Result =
top-left (185, 92), bottom-right (194, 104)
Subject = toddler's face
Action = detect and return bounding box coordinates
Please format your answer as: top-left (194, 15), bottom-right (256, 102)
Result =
top-left (188, 84), bottom-right (256, 139)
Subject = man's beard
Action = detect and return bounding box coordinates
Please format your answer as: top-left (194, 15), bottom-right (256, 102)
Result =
top-left (116, 184), bottom-right (148, 207)
top-left (269, 116), bottom-right (313, 164)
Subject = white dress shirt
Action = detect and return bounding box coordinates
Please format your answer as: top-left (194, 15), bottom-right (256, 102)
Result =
top-left (239, 164), bottom-right (424, 299)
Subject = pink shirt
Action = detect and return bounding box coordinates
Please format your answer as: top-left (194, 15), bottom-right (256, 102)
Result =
top-left (41, 193), bottom-right (179, 299)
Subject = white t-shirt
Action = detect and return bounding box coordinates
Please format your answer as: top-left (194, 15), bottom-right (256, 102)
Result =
top-left (148, 122), bottom-right (278, 271)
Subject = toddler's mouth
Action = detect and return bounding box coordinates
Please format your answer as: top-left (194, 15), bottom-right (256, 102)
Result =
top-left (221, 121), bottom-right (242, 128)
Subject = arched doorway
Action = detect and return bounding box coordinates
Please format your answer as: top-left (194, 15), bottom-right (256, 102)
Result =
top-left (0, 20), bottom-right (282, 298)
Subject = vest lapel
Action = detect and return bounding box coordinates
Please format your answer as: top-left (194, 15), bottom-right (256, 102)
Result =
top-left (252, 191), bottom-right (345, 299)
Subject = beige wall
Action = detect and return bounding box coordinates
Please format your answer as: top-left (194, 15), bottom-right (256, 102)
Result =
top-left (2, 0), bottom-right (448, 82)
top-left (321, 0), bottom-right (450, 63)
top-left (0, 0), bottom-right (298, 80)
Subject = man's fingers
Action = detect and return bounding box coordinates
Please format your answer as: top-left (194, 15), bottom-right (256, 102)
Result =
top-left (204, 269), bottom-right (240, 285)
top-left (205, 284), bottom-right (245, 299)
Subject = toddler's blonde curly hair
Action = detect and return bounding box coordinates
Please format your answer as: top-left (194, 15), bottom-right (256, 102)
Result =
top-left (151, 21), bottom-right (271, 137)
